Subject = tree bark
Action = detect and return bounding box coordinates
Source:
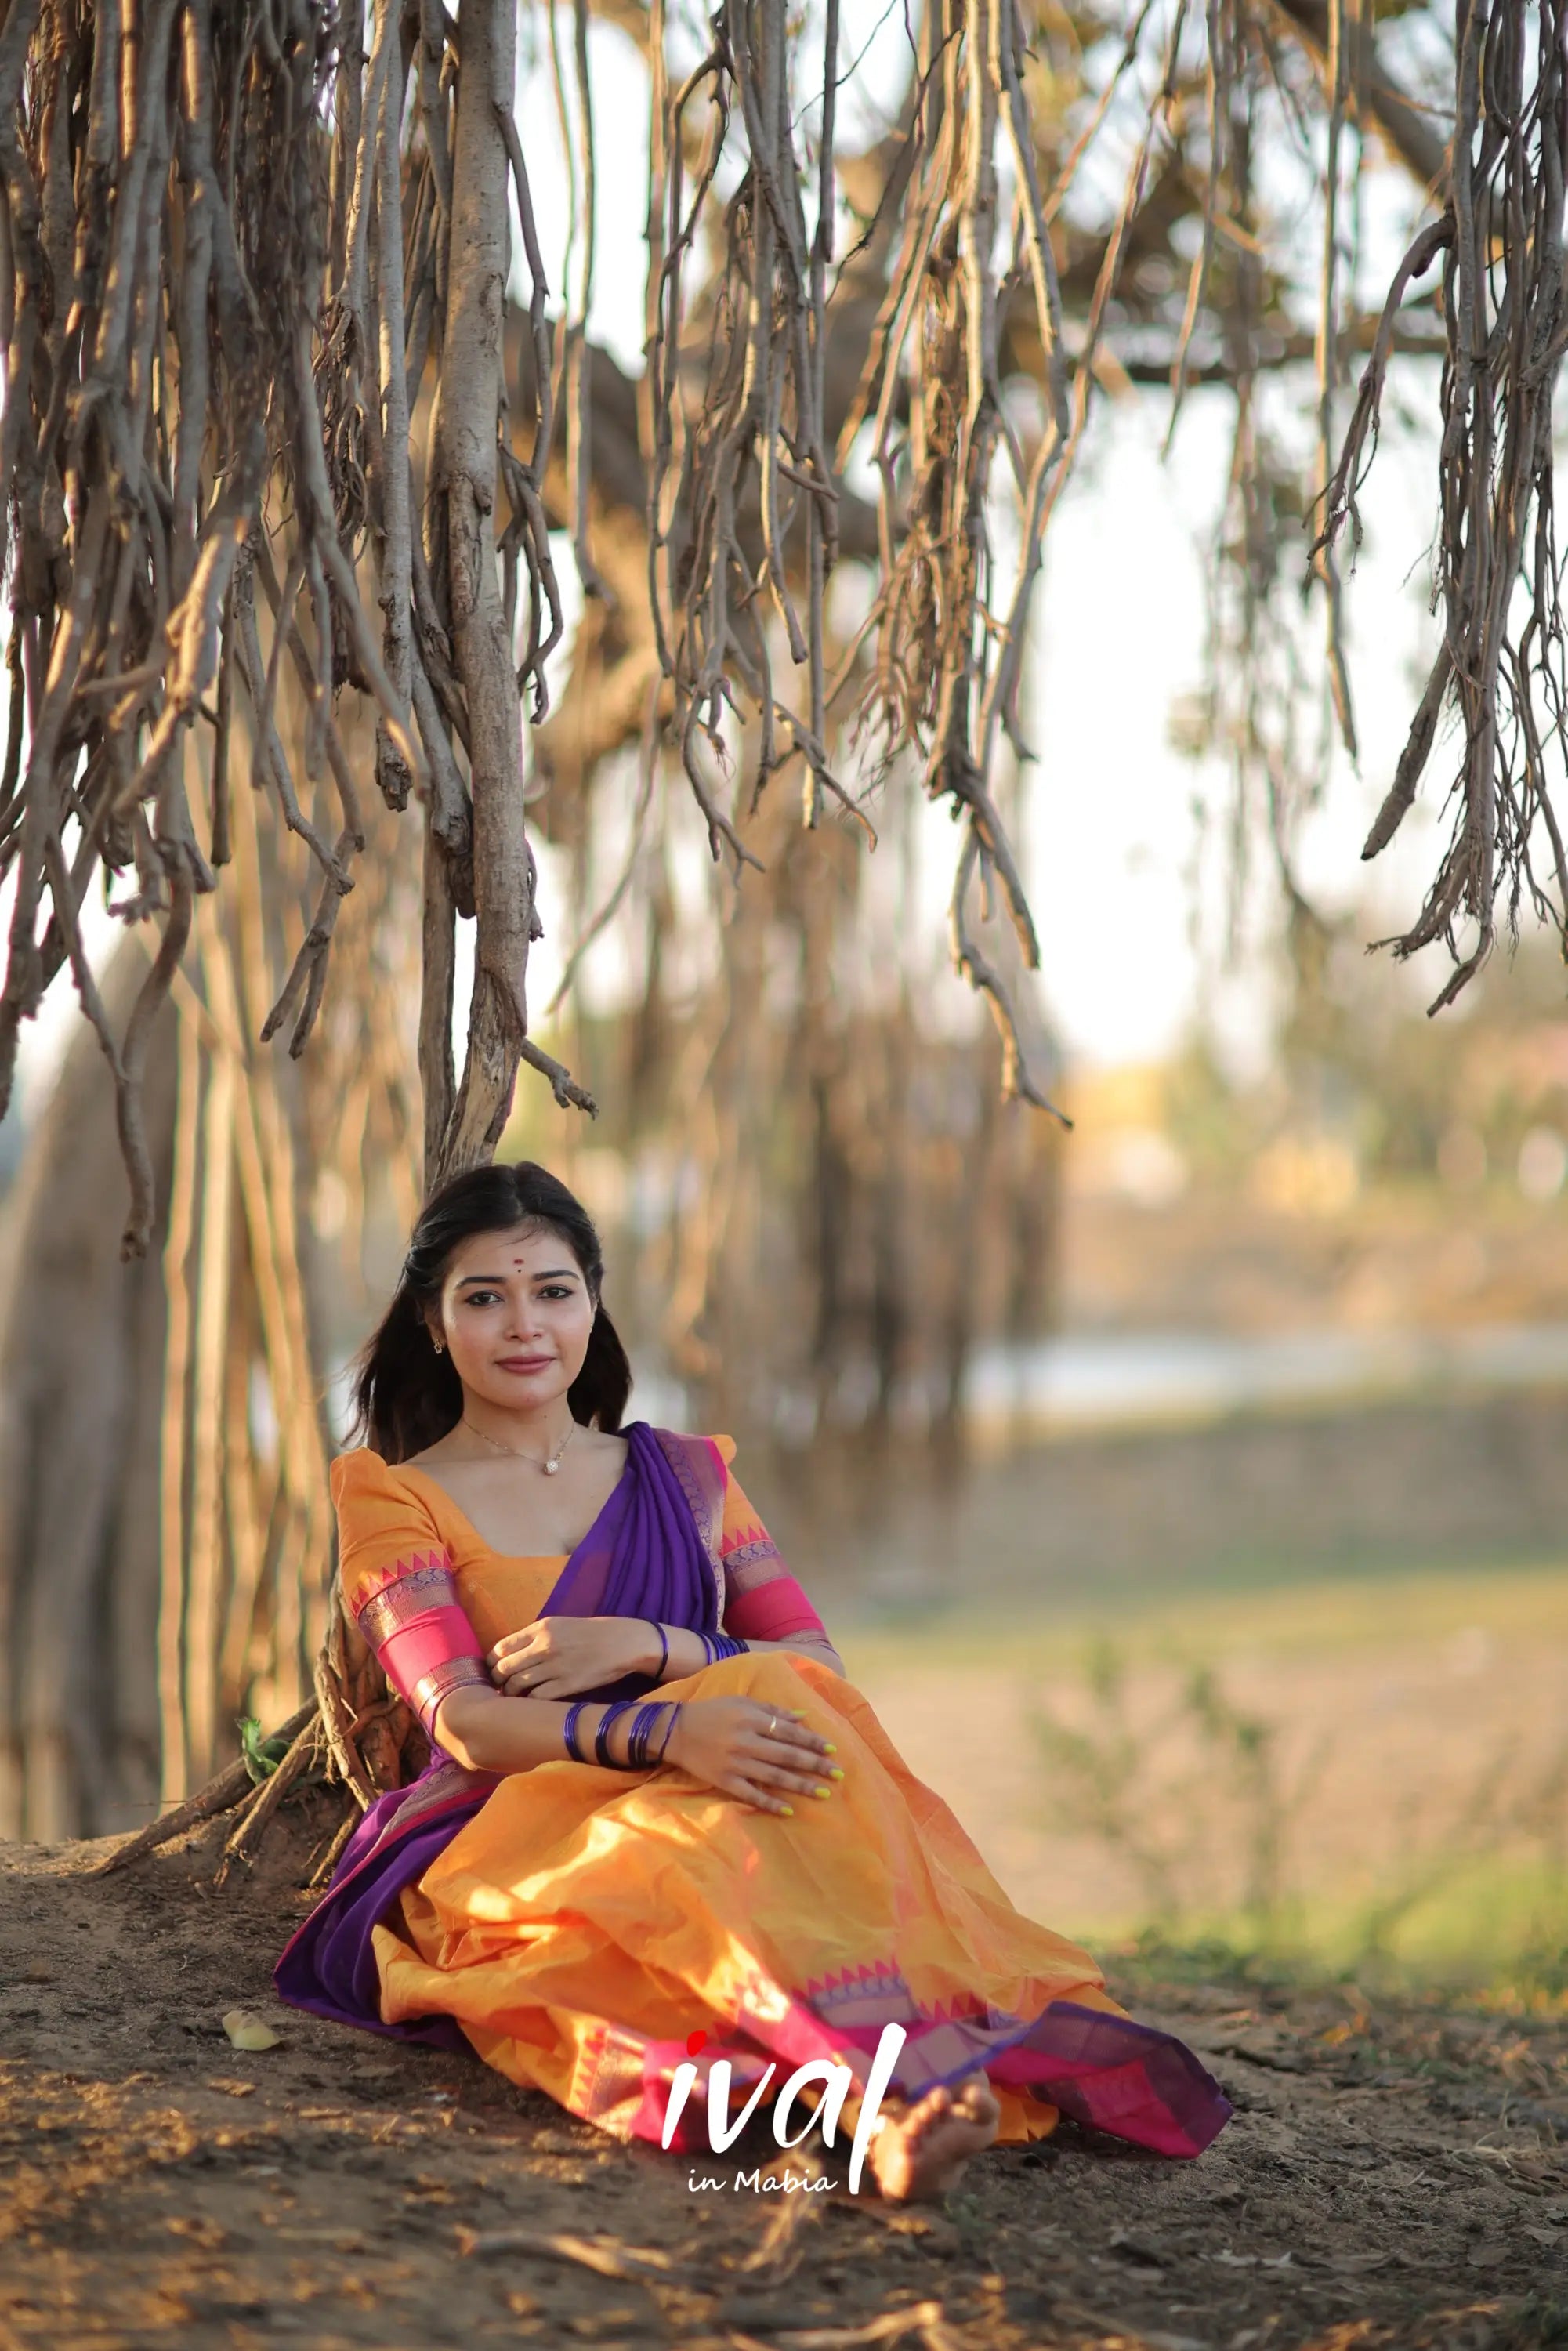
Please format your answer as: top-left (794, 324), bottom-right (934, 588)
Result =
top-left (428, 0), bottom-right (535, 1177)
top-left (0, 942), bottom-right (176, 1839)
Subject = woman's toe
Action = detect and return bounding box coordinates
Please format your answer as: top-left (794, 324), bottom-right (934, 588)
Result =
top-left (906, 2085), bottom-right (951, 2139)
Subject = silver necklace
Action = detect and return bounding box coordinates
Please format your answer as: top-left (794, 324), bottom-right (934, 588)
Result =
top-left (462, 1414), bottom-right (578, 1477)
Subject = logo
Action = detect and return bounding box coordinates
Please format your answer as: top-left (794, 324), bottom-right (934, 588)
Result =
top-left (661, 2021), bottom-right (907, 2195)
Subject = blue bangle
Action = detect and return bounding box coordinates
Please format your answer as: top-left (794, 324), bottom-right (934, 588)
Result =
top-left (563, 1701), bottom-right (589, 1762)
top-left (655, 1701), bottom-right (682, 1762)
top-left (594, 1699), bottom-right (636, 1766)
top-left (650, 1621), bottom-right (669, 1681)
top-left (627, 1700), bottom-right (664, 1769)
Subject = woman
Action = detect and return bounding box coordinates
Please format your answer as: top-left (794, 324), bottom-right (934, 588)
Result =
top-left (276, 1162), bottom-right (1229, 2200)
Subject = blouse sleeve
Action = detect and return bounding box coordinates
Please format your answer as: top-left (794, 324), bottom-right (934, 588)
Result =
top-left (709, 1436), bottom-right (833, 1646)
top-left (331, 1451), bottom-right (491, 1743)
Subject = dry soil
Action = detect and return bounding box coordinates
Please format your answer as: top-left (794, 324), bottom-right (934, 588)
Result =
top-left (2, 1811), bottom-right (1565, 2351)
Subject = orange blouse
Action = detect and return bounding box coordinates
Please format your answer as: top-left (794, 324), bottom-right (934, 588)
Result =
top-left (331, 1436), bottom-right (827, 1738)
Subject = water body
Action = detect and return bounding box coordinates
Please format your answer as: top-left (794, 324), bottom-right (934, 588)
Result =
top-left (964, 1321), bottom-right (1568, 1435)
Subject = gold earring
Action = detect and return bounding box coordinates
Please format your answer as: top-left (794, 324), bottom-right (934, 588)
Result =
top-left (433, 1335), bottom-right (445, 1354)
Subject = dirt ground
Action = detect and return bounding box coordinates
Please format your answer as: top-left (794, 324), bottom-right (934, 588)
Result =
top-left (1, 1811), bottom-right (1564, 2351)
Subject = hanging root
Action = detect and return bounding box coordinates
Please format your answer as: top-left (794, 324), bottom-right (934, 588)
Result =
top-left (0, 0), bottom-right (596, 1247)
top-left (643, 0), bottom-right (1070, 1055)
top-left (1316, 1), bottom-right (1568, 1009)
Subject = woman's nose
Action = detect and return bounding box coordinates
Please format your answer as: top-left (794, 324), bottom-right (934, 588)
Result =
top-left (504, 1286), bottom-right (545, 1337)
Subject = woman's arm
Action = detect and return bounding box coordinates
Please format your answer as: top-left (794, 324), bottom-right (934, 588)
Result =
top-left (334, 1452), bottom-right (493, 1739)
top-left (712, 1444), bottom-right (846, 1674)
top-left (433, 1685), bottom-right (602, 1775)
top-left (433, 1683), bottom-right (838, 1814)
top-left (657, 1623), bottom-right (846, 1679)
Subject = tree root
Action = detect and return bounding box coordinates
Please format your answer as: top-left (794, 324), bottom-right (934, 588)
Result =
top-left (92, 1701), bottom-right (318, 1877)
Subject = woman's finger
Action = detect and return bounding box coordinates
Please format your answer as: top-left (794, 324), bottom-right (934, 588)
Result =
top-left (744, 1730), bottom-right (838, 1776)
top-left (727, 1775), bottom-right (795, 1817)
top-left (494, 1655), bottom-right (545, 1690)
top-left (488, 1632), bottom-right (548, 1673)
top-left (747, 1759), bottom-right (835, 1796)
top-left (742, 1707), bottom-right (832, 1755)
top-left (773, 1729), bottom-right (832, 1759)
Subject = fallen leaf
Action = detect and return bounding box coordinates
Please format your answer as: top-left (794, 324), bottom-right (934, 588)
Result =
top-left (1328, 2251), bottom-right (1392, 2273)
top-left (1523, 2226), bottom-right (1567, 2248)
top-left (205, 2077), bottom-right (258, 2099)
top-left (1467, 2243), bottom-right (1510, 2268)
top-left (220, 2008), bottom-right (281, 2052)
top-left (1213, 2251), bottom-right (1256, 2268)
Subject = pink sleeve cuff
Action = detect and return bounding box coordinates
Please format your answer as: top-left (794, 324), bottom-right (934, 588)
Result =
top-left (353, 1555), bottom-right (491, 1737)
top-left (722, 1573), bottom-right (829, 1645)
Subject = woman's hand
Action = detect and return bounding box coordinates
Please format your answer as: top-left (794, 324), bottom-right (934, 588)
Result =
top-left (487, 1614), bottom-right (659, 1699)
top-left (664, 1697), bottom-right (838, 1817)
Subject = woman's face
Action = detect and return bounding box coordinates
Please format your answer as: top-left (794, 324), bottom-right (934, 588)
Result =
top-left (433, 1220), bottom-right (596, 1416)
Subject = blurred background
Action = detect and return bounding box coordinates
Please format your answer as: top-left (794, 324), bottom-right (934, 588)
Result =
top-left (2, 0), bottom-right (1565, 2011)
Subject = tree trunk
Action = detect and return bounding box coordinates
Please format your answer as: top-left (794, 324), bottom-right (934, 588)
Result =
top-left (0, 941), bottom-right (175, 1839)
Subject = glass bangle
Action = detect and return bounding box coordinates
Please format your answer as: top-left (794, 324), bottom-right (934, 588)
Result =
top-left (627, 1701), bottom-right (664, 1769)
top-left (593, 1699), bottom-right (636, 1766)
top-left (563, 1701), bottom-right (589, 1762)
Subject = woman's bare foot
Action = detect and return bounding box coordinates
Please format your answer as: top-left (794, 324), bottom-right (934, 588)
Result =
top-left (867, 2075), bottom-right (1001, 2203)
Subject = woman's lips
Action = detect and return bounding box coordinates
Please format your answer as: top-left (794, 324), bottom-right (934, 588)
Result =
top-left (497, 1355), bottom-right (554, 1372)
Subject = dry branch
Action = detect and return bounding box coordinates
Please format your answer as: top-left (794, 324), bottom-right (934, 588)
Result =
top-left (92, 1699), bottom-right (316, 1875)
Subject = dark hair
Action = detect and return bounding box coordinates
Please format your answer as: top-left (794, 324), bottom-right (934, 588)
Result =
top-left (350, 1161), bottom-right (633, 1462)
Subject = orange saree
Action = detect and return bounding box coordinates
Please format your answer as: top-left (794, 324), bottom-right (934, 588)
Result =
top-left (276, 1430), bottom-right (1229, 2160)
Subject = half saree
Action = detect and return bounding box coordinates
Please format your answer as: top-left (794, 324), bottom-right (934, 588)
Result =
top-left (276, 1425), bottom-right (1230, 2161)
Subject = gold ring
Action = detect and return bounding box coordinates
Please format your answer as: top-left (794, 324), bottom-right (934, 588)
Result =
top-left (767, 1714), bottom-right (779, 1734)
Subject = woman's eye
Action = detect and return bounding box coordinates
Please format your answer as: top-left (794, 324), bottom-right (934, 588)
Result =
top-left (538, 1285), bottom-right (574, 1301)
top-left (464, 1290), bottom-right (503, 1308)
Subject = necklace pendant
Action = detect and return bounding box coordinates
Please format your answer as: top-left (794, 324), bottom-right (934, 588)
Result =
top-left (544, 1458), bottom-right (560, 1476)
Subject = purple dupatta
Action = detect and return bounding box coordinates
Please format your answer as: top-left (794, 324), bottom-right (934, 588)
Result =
top-left (273, 1422), bottom-right (722, 2041)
